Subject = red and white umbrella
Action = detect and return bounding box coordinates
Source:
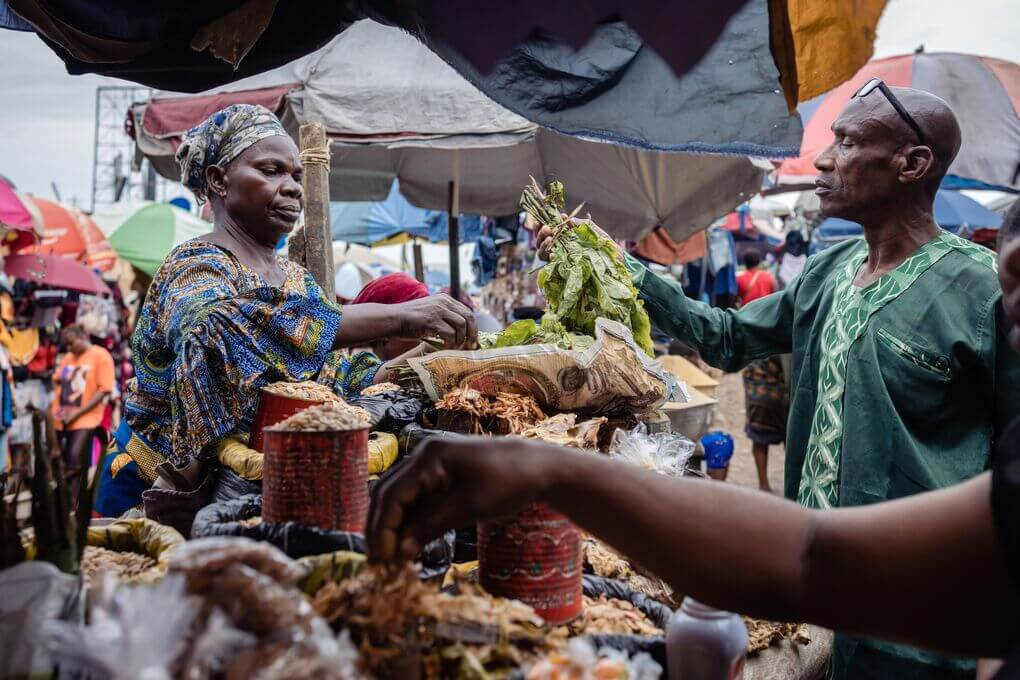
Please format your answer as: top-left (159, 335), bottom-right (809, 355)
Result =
top-left (13, 195), bottom-right (117, 272)
top-left (777, 52), bottom-right (1020, 192)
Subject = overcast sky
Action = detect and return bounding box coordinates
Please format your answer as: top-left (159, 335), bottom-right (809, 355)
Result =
top-left (0, 0), bottom-right (1016, 209)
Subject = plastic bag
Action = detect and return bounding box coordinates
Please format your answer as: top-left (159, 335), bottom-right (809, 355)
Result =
top-left (525, 637), bottom-right (663, 680)
top-left (45, 572), bottom-right (196, 680)
top-left (0, 561), bottom-right (84, 679)
top-left (211, 467), bottom-right (262, 504)
top-left (142, 473), bottom-right (212, 538)
top-left (579, 575), bottom-right (670, 673)
top-left (349, 390), bottom-right (425, 434)
top-left (189, 495), bottom-right (366, 556)
top-left (216, 434), bottom-right (264, 480)
top-left (608, 424), bottom-right (695, 476)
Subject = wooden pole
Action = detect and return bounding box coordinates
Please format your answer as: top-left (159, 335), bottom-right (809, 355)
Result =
top-left (412, 240), bottom-right (425, 283)
top-left (447, 180), bottom-right (461, 302)
top-left (298, 123), bottom-right (335, 298)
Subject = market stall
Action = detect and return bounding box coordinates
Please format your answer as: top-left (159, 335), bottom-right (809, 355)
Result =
top-left (0, 179), bottom-right (825, 679)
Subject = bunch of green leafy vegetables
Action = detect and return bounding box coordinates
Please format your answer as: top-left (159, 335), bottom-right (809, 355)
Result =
top-left (502, 178), bottom-right (654, 356)
top-left (478, 315), bottom-right (594, 352)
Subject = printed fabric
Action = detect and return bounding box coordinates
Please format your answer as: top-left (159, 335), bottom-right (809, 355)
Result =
top-left (124, 241), bottom-right (379, 470)
top-left (796, 231), bottom-right (982, 509)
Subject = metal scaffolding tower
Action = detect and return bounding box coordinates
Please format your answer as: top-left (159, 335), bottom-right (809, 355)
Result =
top-left (90, 86), bottom-right (167, 212)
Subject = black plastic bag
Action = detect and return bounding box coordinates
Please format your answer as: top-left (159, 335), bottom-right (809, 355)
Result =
top-left (190, 494), bottom-right (365, 556)
top-left (191, 494), bottom-right (454, 580)
top-left (211, 467), bottom-right (261, 504)
top-left (350, 391), bottom-right (426, 434)
top-left (142, 474), bottom-right (212, 538)
top-left (581, 575), bottom-right (671, 669)
top-left (583, 575), bottom-right (673, 628)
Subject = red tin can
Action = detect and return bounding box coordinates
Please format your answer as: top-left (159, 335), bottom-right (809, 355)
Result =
top-left (249, 388), bottom-right (324, 452)
top-left (478, 502), bottom-right (582, 624)
top-left (262, 428), bottom-right (369, 532)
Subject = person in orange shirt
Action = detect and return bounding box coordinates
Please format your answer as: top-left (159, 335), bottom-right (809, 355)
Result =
top-left (52, 324), bottom-right (114, 481)
top-left (735, 250), bottom-right (786, 492)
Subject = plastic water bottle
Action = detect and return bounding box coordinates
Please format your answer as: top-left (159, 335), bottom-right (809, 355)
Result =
top-left (666, 597), bottom-right (748, 679)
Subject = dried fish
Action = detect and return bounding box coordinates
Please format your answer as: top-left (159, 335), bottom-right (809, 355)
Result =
top-left (520, 414), bottom-right (605, 449)
top-left (436, 388), bottom-right (547, 434)
top-left (743, 617), bottom-right (811, 653)
top-left (583, 538), bottom-right (680, 608)
top-left (565, 595), bottom-right (663, 637)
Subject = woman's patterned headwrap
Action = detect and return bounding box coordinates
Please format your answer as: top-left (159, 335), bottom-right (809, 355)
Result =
top-left (175, 104), bottom-right (289, 204)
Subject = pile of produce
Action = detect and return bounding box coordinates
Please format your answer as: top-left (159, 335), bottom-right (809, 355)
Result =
top-left (80, 545), bottom-right (158, 587)
top-left (583, 538), bottom-right (679, 608)
top-left (527, 638), bottom-right (661, 679)
top-left (516, 178), bottom-right (653, 356)
top-left (361, 382), bottom-right (401, 397)
top-left (264, 380), bottom-right (342, 402)
top-left (568, 594), bottom-right (663, 637)
top-left (267, 402), bottom-right (371, 432)
top-left (744, 617), bottom-right (811, 653)
top-left (520, 413), bottom-right (605, 449)
top-left (436, 388), bottom-right (547, 434)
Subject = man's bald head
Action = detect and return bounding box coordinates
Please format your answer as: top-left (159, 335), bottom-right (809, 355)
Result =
top-left (888, 87), bottom-right (961, 189)
top-left (813, 86), bottom-right (962, 222)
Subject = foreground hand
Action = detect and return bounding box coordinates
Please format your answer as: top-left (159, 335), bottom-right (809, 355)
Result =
top-left (394, 294), bottom-right (477, 349)
top-left (367, 437), bottom-right (559, 562)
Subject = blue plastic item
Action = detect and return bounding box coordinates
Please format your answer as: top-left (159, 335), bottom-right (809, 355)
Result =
top-left (700, 431), bottom-right (735, 470)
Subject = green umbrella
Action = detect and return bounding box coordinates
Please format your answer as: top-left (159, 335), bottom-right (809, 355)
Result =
top-left (95, 202), bottom-right (213, 276)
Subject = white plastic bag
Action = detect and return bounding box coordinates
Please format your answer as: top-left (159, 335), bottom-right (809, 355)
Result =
top-left (609, 423), bottom-right (696, 476)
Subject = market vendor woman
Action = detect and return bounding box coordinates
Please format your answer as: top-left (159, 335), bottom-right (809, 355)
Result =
top-left (96, 104), bottom-right (475, 517)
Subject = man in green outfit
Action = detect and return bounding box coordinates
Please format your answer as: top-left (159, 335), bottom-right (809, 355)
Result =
top-left (539, 83), bottom-right (1020, 678)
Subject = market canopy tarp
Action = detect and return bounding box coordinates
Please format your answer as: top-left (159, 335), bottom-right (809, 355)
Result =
top-left (777, 52), bottom-right (1020, 192)
top-left (92, 201), bottom-right (213, 276)
top-left (13, 195), bottom-right (116, 272)
top-left (132, 20), bottom-right (766, 244)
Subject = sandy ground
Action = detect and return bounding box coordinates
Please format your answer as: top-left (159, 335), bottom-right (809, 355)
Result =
top-left (709, 371), bottom-right (786, 494)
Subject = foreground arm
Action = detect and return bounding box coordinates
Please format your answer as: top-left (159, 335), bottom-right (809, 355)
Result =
top-left (335, 295), bottom-right (477, 350)
top-left (368, 439), bottom-right (1019, 658)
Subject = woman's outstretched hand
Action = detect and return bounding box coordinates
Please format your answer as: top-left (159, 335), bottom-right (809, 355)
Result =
top-left (394, 294), bottom-right (477, 349)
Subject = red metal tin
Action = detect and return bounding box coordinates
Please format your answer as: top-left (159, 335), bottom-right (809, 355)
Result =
top-left (250, 388), bottom-right (324, 452)
top-left (478, 502), bottom-right (582, 624)
top-left (262, 428), bottom-right (369, 532)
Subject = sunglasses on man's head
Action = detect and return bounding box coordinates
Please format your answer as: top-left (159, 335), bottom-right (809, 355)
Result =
top-left (853, 78), bottom-right (927, 146)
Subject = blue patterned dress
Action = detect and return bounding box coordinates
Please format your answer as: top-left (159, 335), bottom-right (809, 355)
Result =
top-left (123, 241), bottom-right (379, 475)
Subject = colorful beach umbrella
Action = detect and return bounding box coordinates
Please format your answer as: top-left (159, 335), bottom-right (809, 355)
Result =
top-left (0, 176), bottom-right (33, 232)
top-left (777, 52), bottom-right (1020, 192)
top-left (92, 202), bottom-right (213, 276)
top-left (5, 253), bottom-right (110, 295)
top-left (13, 195), bottom-right (117, 272)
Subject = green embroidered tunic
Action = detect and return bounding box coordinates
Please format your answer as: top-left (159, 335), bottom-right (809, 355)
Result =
top-left (625, 231), bottom-right (1020, 679)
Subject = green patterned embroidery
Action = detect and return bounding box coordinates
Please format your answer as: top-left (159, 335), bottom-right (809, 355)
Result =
top-left (797, 232), bottom-right (958, 509)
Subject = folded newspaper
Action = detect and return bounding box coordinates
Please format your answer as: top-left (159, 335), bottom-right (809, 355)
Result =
top-left (408, 318), bottom-right (687, 415)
